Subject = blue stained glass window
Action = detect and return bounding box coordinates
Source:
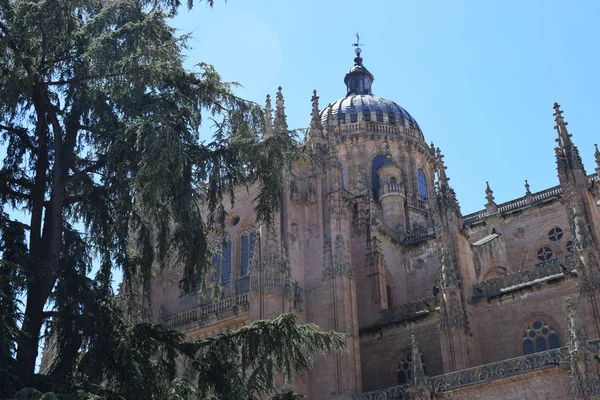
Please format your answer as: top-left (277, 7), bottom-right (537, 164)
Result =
top-left (240, 228), bottom-right (256, 276)
top-left (372, 155), bottom-right (387, 197)
top-left (548, 334), bottom-right (559, 349)
top-left (418, 169), bottom-right (428, 200)
top-left (523, 340), bottom-right (534, 355)
top-left (522, 320), bottom-right (559, 355)
top-left (338, 162), bottom-right (345, 189)
top-left (213, 235), bottom-right (232, 284)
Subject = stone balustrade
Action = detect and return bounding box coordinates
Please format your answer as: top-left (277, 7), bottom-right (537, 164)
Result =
top-left (379, 182), bottom-right (403, 199)
top-left (164, 292), bottom-right (249, 328)
top-left (377, 295), bottom-right (440, 326)
top-left (472, 261), bottom-right (566, 301)
top-left (353, 346), bottom-right (573, 399)
top-left (462, 173), bottom-right (598, 226)
top-left (376, 221), bottom-right (435, 246)
top-left (427, 346), bottom-right (569, 393)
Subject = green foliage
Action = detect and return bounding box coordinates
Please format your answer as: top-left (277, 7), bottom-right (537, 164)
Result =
top-left (0, 0), bottom-right (343, 398)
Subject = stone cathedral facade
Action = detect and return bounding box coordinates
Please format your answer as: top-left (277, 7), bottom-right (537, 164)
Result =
top-left (144, 47), bottom-right (600, 399)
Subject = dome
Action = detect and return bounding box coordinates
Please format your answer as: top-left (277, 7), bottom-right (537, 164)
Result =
top-left (319, 43), bottom-right (420, 131)
top-left (320, 95), bottom-right (420, 130)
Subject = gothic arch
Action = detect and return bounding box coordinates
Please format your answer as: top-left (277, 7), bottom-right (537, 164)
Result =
top-left (514, 312), bottom-right (563, 356)
top-left (482, 266), bottom-right (507, 281)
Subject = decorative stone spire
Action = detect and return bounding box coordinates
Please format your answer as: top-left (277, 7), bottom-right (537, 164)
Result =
top-left (554, 102), bottom-right (584, 173)
top-left (406, 335), bottom-right (432, 400)
top-left (435, 147), bottom-right (460, 213)
top-left (566, 298), bottom-right (600, 399)
top-left (263, 94), bottom-right (273, 139)
top-left (410, 335), bottom-right (427, 386)
top-left (485, 181), bottom-right (498, 214)
top-left (594, 144), bottom-right (600, 176)
top-left (309, 89), bottom-right (325, 144)
top-left (273, 86), bottom-right (288, 133)
top-left (525, 180), bottom-right (534, 204)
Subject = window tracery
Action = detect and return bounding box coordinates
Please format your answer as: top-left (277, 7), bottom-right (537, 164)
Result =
top-left (522, 320), bottom-right (559, 355)
top-left (536, 246), bottom-right (553, 262)
top-left (417, 169), bottom-right (428, 201)
top-left (212, 234), bottom-right (232, 284)
top-left (397, 351), bottom-right (426, 385)
top-left (240, 227), bottom-right (257, 277)
top-left (371, 155), bottom-right (387, 197)
top-left (548, 227), bottom-right (564, 242)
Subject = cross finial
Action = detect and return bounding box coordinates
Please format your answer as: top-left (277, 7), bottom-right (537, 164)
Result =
top-left (352, 31), bottom-right (362, 55)
top-left (352, 31), bottom-right (363, 65)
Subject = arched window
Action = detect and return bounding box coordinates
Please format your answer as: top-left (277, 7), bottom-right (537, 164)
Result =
top-left (212, 234), bottom-right (232, 284)
top-left (390, 177), bottom-right (397, 186)
top-left (338, 162), bottom-right (345, 189)
top-left (417, 169), bottom-right (428, 201)
top-left (240, 227), bottom-right (257, 277)
top-left (397, 351), bottom-right (426, 385)
top-left (522, 320), bottom-right (560, 355)
top-left (372, 155), bottom-right (387, 197)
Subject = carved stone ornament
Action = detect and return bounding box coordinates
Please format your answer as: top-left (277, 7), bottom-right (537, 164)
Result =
top-left (306, 176), bottom-right (317, 203)
top-left (289, 179), bottom-right (299, 201)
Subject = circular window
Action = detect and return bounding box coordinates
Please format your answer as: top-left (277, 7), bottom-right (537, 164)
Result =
top-left (228, 215), bottom-right (240, 226)
top-left (566, 240), bottom-right (574, 254)
top-left (548, 227), bottom-right (563, 242)
top-left (537, 247), bottom-right (553, 262)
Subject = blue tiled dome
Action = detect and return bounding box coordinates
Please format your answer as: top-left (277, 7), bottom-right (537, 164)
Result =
top-left (320, 95), bottom-right (420, 129)
top-left (319, 50), bottom-right (420, 130)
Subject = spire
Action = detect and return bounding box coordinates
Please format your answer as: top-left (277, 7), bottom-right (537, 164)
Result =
top-left (263, 94), bottom-right (273, 139)
top-left (554, 102), bottom-right (584, 173)
top-left (485, 181), bottom-right (497, 214)
top-left (595, 144), bottom-right (600, 176)
top-left (410, 335), bottom-right (427, 387)
top-left (485, 182), bottom-right (495, 204)
top-left (553, 102), bottom-right (573, 148)
top-left (274, 86), bottom-right (288, 133)
top-left (310, 89), bottom-right (323, 133)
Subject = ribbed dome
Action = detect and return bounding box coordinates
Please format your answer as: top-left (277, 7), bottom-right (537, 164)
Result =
top-left (319, 44), bottom-right (420, 131)
top-left (320, 95), bottom-right (420, 129)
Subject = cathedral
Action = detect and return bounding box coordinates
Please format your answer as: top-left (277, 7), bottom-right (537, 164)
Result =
top-left (146, 43), bottom-right (600, 399)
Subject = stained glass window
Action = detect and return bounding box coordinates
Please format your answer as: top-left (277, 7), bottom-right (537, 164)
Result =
top-left (522, 320), bottom-right (559, 355)
top-left (536, 247), bottom-right (553, 262)
top-left (417, 169), bottom-right (428, 200)
top-left (548, 227), bottom-right (564, 242)
top-left (212, 234), bottom-right (232, 284)
top-left (240, 228), bottom-right (257, 277)
top-left (372, 155), bottom-right (387, 197)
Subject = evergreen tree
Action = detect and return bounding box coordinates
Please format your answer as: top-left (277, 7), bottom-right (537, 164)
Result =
top-left (0, 0), bottom-right (345, 398)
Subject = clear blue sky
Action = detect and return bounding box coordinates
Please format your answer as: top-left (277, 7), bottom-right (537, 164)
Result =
top-left (174, 0), bottom-right (600, 214)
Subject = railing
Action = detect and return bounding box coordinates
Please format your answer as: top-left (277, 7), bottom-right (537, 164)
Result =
top-left (462, 174), bottom-right (598, 227)
top-left (427, 346), bottom-right (569, 393)
top-left (472, 261), bottom-right (565, 301)
top-left (377, 295), bottom-right (440, 326)
top-left (404, 228), bottom-right (436, 244)
top-left (353, 385), bottom-right (411, 400)
top-left (353, 346), bottom-right (571, 399)
top-left (379, 183), bottom-right (402, 199)
top-left (164, 292), bottom-right (250, 328)
top-left (376, 220), bottom-right (435, 246)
